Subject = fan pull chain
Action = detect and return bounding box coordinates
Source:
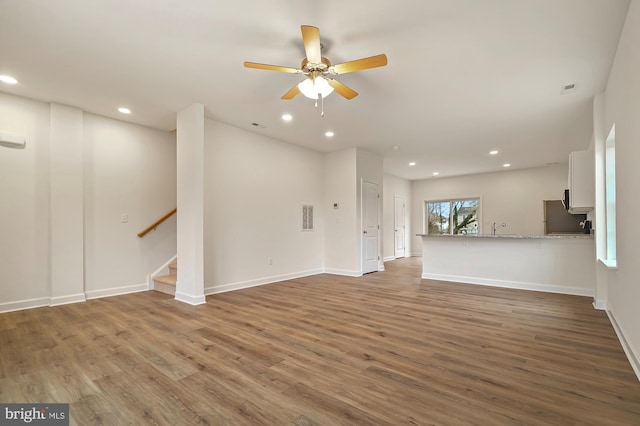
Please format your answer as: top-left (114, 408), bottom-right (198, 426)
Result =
top-left (312, 94), bottom-right (325, 117)
top-left (315, 93), bottom-right (324, 117)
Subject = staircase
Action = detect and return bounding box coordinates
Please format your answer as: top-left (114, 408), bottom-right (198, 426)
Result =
top-left (153, 261), bottom-right (177, 296)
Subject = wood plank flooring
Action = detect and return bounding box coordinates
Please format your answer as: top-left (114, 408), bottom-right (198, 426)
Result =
top-left (1, 257), bottom-right (639, 425)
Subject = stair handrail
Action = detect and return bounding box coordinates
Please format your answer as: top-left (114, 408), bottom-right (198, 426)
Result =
top-left (137, 208), bottom-right (177, 238)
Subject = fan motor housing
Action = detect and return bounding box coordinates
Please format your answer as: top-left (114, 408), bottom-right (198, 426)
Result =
top-left (301, 57), bottom-right (331, 73)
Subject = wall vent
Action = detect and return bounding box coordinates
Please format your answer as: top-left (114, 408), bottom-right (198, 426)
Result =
top-left (302, 204), bottom-right (314, 231)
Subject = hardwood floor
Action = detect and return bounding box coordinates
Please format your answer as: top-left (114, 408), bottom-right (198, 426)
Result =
top-left (1, 257), bottom-right (639, 425)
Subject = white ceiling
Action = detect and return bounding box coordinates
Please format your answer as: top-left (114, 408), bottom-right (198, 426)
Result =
top-left (0, 0), bottom-right (630, 180)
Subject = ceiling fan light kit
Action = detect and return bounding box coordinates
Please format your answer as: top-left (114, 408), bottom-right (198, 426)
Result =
top-left (298, 76), bottom-right (334, 100)
top-left (244, 25), bottom-right (388, 116)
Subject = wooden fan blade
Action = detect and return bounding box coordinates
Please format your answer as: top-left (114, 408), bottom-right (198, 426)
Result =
top-left (301, 25), bottom-right (321, 64)
top-left (281, 84), bottom-right (301, 100)
top-left (327, 79), bottom-right (358, 100)
top-left (244, 62), bottom-right (299, 73)
top-left (332, 54), bottom-right (388, 74)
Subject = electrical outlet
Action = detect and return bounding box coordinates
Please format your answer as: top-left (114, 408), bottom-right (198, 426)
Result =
top-left (121, 214), bottom-right (128, 223)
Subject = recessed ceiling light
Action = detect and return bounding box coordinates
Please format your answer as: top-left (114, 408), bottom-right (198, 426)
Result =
top-left (432, 172), bottom-right (439, 176)
top-left (503, 163), bottom-right (511, 168)
top-left (118, 107), bottom-right (131, 114)
top-left (325, 131), bottom-right (334, 137)
top-left (282, 113), bottom-right (292, 122)
top-left (489, 150), bottom-right (499, 155)
top-left (409, 162), bottom-right (416, 166)
top-left (0, 75), bottom-right (18, 85)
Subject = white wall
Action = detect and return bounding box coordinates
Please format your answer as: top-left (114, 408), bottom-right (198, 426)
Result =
top-left (50, 103), bottom-right (85, 305)
top-left (323, 148), bottom-right (358, 275)
top-left (383, 174), bottom-right (412, 261)
top-left (601, 0), bottom-right (640, 376)
top-left (204, 120), bottom-right (324, 293)
top-left (321, 147), bottom-right (384, 276)
top-left (0, 93), bottom-right (177, 311)
top-left (0, 93), bottom-right (51, 309)
top-left (411, 164), bottom-right (569, 255)
top-left (83, 114), bottom-right (177, 297)
top-left (0, 91), bottom-right (383, 309)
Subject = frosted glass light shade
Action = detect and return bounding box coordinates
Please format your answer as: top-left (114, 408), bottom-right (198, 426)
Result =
top-left (298, 76), bottom-right (334, 99)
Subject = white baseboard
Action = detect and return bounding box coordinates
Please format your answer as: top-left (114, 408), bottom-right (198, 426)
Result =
top-left (421, 273), bottom-right (595, 297)
top-left (85, 283), bottom-right (148, 300)
top-left (593, 298), bottom-right (608, 310)
top-left (50, 293), bottom-right (86, 307)
top-left (206, 269), bottom-right (324, 295)
top-left (1, 284), bottom-right (146, 312)
top-left (175, 292), bottom-right (206, 305)
top-left (323, 268), bottom-right (362, 277)
top-left (0, 297), bottom-right (50, 313)
top-left (606, 307), bottom-right (640, 382)
top-left (384, 255), bottom-right (413, 262)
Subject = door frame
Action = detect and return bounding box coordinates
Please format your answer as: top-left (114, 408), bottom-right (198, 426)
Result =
top-left (361, 179), bottom-right (380, 274)
top-left (394, 194), bottom-right (406, 258)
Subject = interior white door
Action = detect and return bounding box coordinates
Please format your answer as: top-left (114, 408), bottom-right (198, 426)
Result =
top-left (362, 181), bottom-right (379, 274)
top-left (394, 195), bottom-right (406, 258)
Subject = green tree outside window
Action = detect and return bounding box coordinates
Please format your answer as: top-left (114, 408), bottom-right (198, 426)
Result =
top-left (426, 199), bottom-right (479, 235)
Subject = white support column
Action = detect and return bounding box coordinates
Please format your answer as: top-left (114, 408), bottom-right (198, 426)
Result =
top-left (176, 103), bottom-right (206, 305)
top-left (50, 103), bottom-right (85, 305)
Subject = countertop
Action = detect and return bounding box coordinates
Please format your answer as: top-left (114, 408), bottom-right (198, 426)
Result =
top-left (416, 233), bottom-right (593, 239)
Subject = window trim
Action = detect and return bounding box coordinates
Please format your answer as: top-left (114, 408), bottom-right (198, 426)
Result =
top-left (603, 123), bottom-right (616, 264)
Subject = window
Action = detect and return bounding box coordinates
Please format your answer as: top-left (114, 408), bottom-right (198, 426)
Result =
top-left (605, 125), bottom-right (616, 263)
top-left (426, 198), bottom-right (479, 235)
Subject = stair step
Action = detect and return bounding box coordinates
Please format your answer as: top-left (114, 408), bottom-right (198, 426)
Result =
top-left (153, 274), bottom-right (176, 296)
top-left (154, 274), bottom-right (176, 285)
top-left (169, 262), bottom-right (177, 276)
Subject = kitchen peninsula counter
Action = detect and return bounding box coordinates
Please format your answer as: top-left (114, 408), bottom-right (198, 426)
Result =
top-left (418, 233), bottom-right (595, 297)
top-left (418, 233), bottom-right (592, 239)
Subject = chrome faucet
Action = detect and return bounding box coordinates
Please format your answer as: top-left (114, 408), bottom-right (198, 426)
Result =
top-left (491, 222), bottom-right (506, 235)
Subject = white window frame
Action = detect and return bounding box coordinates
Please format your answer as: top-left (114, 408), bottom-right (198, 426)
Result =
top-left (424, 197), bottom-right (481, 235)
top-left (603, 124), bottom-right (617, 267)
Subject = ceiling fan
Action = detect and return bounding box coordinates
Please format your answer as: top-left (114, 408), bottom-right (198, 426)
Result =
top-left (244, 25), bottom-right (388, 107)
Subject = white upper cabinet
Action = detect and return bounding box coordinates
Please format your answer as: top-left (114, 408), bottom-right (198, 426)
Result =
top-left (568, 150), bottom-right (594, 214)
